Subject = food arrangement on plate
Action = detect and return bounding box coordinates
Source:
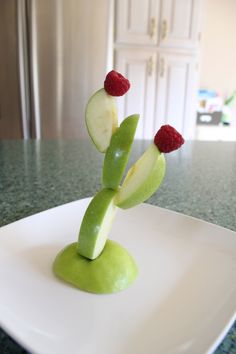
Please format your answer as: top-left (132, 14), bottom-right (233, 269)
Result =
top-left (53, 70), bottom-right (185, 294)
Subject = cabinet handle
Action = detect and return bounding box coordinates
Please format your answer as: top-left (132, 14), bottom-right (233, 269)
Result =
top-left (161, 20), bottom-right (168, 40)
top-left (147, 56), bottom-right (154, 76)
top-left (149, 17), bottom-right (157, 39)
top-left (159, 58), bottom-right (165, 77)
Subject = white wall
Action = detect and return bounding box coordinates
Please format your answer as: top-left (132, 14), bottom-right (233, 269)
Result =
top-left (200, 0), bottom-right (236, 126)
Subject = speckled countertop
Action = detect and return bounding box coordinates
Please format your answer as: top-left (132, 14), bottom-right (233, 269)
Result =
top-left (0, 140), bottom-right (235, 354)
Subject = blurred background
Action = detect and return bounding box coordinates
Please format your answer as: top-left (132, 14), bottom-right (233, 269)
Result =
top-left (0, 0), bottom-right (235, 141)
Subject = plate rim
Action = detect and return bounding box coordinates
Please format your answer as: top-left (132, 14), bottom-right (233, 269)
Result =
top-left (1, 197), bottom-right (236, 236)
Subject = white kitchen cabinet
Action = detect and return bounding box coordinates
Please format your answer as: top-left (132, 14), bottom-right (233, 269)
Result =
top-left (116, 49), bottom-right (198, 139)
top-left (114, 0), bottom-right (202, 139)
top-left (159, 0), bottom-right (202, 49)
top-left (115, 0), bottom-right (160, 46)
top-left (115, 48), bottom-right (157, 139)
top-left (155, 52), bottom-right (198, 138)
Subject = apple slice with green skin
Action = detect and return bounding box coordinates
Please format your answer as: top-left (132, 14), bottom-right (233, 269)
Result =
top-left (115, 143), bottom-right (166, 209)
top-left (103, 114), bottom-right (139, 190)
top-left (85, 88), bottom-right (118, 153)
top-left (53, 240), bottom-right (138, 294)
top-left (77, 188), bottom-right (117, 260)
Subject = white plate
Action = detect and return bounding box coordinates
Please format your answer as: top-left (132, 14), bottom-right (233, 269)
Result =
top-left (0, 199), bottom-right (235, 354)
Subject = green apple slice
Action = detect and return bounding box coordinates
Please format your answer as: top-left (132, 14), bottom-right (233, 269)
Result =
top-left (85, 88), bottom-right (118, 153)
top-left (78, 189), bottom-right (117, 259)
top-left (53, 240), bottom-right (138, 294)
top-left (115, 143), bottom-right (166, 209)
top-left (103, 114), bottom-right (139, 190)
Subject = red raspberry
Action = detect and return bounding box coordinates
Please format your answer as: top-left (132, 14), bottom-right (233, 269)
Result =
top-left (104, 70), bottom-right (130, 96)
top-left (154, 125), bottom-right (185, 153)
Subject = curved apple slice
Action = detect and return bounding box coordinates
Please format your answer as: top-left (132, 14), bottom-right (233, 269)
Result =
top-left (103, 114), bottom-right (139, 190)
top-left (78, 189), bottom-right (117, 260)
top-left (115, 143), bottom-right (166, 209)
top-left (85, 89), bottom-right (118, 153)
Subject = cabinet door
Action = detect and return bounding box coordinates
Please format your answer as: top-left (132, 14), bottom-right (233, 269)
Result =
top-left (115, 0), bottom-right (160, 45)
top-left (155, 53), bottom-right (198, 139)
top-left (115, 48), bottom-right (157, 139)
top-left (159, 0), bottom-right (202, 49)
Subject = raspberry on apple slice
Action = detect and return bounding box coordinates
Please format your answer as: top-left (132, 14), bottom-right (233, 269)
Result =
top-left (104, 70), bottom-right (130, 97)
top-left (154, 125), bottom-right (185, 153)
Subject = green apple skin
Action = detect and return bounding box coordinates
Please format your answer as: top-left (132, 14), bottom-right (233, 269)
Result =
top-left (103, 114), bottom-right (139, 190)
top-left (78, 188), bottom-right (117, 260)
top-left (53, 240), bottom-right (138, 294)
top-left (85, 88), bottom-right (118, 153)
top-left (115, 143), bottom-right (166, 209)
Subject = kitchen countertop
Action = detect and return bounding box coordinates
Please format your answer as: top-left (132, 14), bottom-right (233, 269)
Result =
top-left (0, 139), bottom-right (235, 354)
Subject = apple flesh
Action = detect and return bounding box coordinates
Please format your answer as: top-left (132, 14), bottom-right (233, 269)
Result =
top-left (85, 88), bottom-right (118, 153)
top-left (103, 114), bottom-right (139, 190)
top-left (115, 143), bottom-right (166, 209)
top-left (78, 188), bottom-right (117, 260)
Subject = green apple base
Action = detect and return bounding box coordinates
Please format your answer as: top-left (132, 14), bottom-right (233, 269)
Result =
top-left (53, 239), bottom-right (138, 294)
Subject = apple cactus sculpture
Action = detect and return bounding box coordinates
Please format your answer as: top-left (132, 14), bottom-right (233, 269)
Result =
top-left (53, 70), bottom-right (184, 294)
